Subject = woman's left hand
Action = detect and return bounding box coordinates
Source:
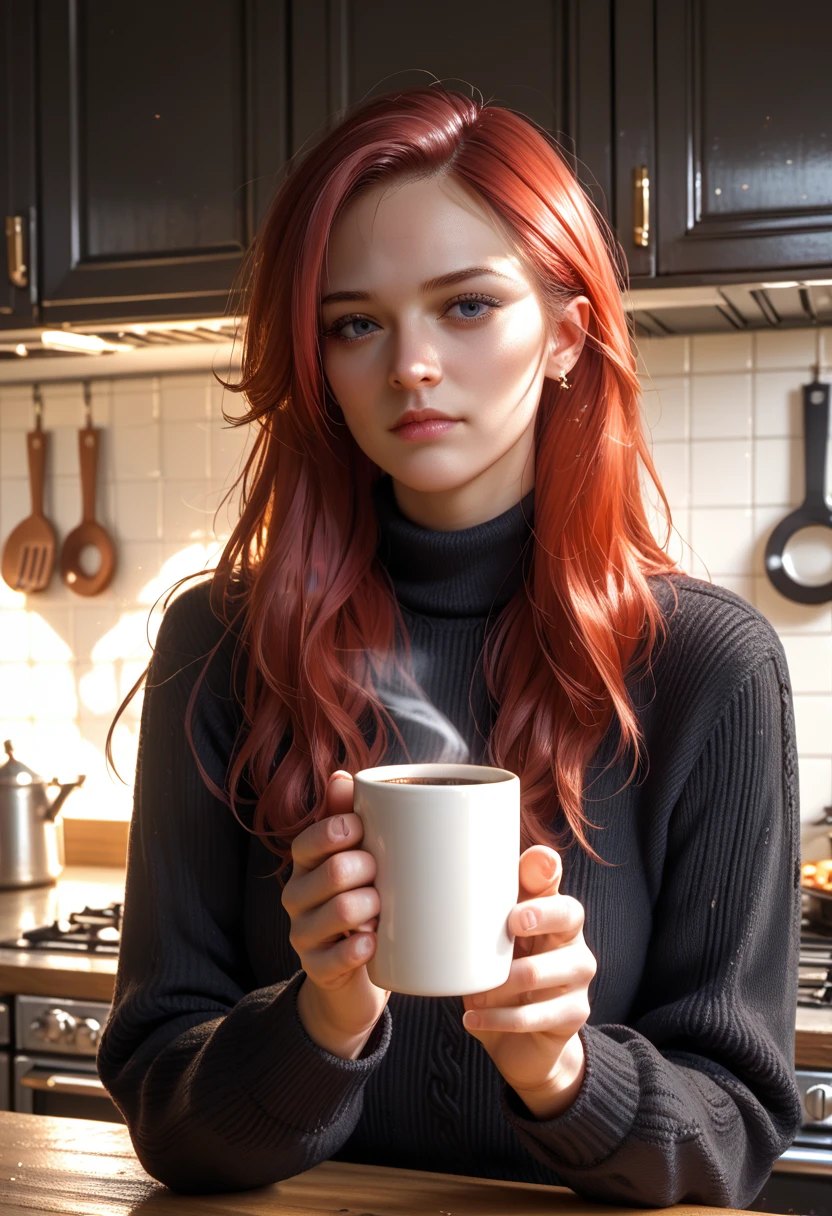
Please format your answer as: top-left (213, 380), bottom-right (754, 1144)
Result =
top-left (461, 846), bottom-right (596, 1120)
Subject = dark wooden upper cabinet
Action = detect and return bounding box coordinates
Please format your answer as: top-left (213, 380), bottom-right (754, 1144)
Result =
top-left (1, 0), bottom-right (37, 327)
top-left (654, 0), bottom-right (832, 278)
top-left (6, 0), bottom-right (831, 333)
top-left (34, 0), bottom-right (289, 324)
top-left (290, 0), bottom-right (614, 227)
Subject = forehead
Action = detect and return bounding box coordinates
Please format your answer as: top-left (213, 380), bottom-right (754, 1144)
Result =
top-left (320, 174), bottom-right (524, 291)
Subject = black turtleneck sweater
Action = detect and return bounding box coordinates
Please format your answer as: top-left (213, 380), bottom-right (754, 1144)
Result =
top-left (97, 475), bottom-right (802, 1208)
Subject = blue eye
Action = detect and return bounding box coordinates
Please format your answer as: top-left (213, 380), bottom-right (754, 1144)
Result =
top-left (320, 293), bottom-right (502, 343)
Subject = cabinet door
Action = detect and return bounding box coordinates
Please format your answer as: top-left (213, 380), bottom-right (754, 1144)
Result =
top-left (36, 0), bottom-right (288, 324)
top-left (655, 0), bottom-right (832, 277)
top-left (0, 0), bottom-right (36, 329)
top-left (290, 0), bottom-right (614, 227)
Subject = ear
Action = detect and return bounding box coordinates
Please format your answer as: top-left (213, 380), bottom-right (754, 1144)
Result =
top-left (543, 295), bottom-right (591, 382)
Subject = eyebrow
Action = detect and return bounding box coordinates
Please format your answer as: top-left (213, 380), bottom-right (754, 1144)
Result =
top-left (320, 266), bottom-right (520, 306)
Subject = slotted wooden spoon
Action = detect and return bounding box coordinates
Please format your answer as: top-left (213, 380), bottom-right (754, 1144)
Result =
top-left (0, 396), bottom-right (57, 594)
top-left (59, 390), bottom-right (117, 596)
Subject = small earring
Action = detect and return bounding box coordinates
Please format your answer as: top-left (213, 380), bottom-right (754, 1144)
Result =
top-left (559, 370), bottom-right (571, 390)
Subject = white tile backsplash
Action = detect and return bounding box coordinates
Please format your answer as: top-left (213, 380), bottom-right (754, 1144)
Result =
top-left (753, 436), bottom-right (804, 507)
top-left (0, 370), bottom-right (248, 814)
top-left (690, 372), bottom-right (753, 440)
top-left (753, 372), bottom-right (803, 438)
top-left (691, 439), bottom-right (752, 507)
top-left (754, 327), bottom-right (820, 371)
top-left (640, 328), bottom-right (832, 825)
top-left (782, 635), bottom-right (832, 695)
top-left (688, 506), bottom-right (755, 576)
top-left (640, 376), bottom-right (689, 440)
top-left (691, 332), bottom-right (753, 373)
top-left (793, 696), bottom-right (832, 757)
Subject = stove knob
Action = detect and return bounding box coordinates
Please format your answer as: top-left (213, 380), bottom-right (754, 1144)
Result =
top-left (30, 1008), bottom-right (76, 1045)
top-left (76, 1018), bottom-right (101, 1050)
top-left (805, 1084), bottom-right (832, 1122)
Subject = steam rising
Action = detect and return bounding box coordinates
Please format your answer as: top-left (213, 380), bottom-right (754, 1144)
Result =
top-left (367, 645), bottom-right (474, 766)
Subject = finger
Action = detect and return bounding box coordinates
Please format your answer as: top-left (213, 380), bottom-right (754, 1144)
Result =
top-left (291, 884), bottom-right (380, 953)
top-left (289, 778), bottom-right (358, 877)
top-left (464, 989), bottom-right (591, 1036)
top-left (468, 943), bottom-right (596, 1009)
top-left (284, 845), bottom-right (377, 922)
top-left (511, 893), bottom-right (585, 941)
top-left (519, 846), bottom-right (562, 896)
top-left (302, 929), bottom-right (377, 989)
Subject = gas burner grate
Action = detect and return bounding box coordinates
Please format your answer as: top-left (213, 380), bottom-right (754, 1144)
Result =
top-left (0, 901), bottom-right (122, 955)
top-left (798, 918), bottom-right (832, 1006)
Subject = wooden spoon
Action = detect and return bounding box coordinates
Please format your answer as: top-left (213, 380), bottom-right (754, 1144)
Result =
top-left (1, 415), bottom-right (57, 593)
top-left (59, 423), bottom-right (117, 596)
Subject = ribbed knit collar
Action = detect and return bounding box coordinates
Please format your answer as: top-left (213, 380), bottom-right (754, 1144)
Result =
top-left (372, 474), bottom-right (535, 618)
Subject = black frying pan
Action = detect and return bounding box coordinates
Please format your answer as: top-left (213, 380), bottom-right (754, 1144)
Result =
top-left (765, 377), bottom-right (832, 605)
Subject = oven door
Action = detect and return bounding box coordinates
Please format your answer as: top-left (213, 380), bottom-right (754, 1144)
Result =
top-left (13, 1053), bottom-right (124, 1123)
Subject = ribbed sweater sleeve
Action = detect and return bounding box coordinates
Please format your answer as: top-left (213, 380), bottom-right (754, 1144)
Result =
top-left (499, 653), bottom-right (802, 1208)
top-left (96, 586), bottom-right (393, 1194)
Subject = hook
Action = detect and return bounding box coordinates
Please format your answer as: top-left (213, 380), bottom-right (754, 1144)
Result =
top-left (82, 380), bottom-right (92, 428)
top-left (32, 383), bottom-right (43, 430)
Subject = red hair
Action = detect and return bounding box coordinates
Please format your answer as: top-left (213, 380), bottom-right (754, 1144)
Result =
top-left (108, 86), bottom-right (683, 881)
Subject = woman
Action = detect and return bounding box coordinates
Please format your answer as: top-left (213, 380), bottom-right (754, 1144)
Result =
top-left (97, 87), bottom-right (802, 1206)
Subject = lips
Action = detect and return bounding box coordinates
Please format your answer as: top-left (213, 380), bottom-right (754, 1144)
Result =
top-left (391, 410), bottom-right (456, 430)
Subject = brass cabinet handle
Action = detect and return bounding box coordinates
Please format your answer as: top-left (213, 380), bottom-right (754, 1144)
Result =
top-left (632, 166), bottom-right (650, 249)
top-left (5, 215), bottom-right (28, 288)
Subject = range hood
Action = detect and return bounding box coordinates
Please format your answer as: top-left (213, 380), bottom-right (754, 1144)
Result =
top-left (625, 277), bottom-right (832, 336)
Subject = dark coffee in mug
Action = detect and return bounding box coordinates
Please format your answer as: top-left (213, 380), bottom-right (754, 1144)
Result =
top-left (380, 777), bottom-right (481, 786)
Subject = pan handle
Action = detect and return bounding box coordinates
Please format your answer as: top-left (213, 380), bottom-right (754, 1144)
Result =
top-left (804, 381), bottom-right (831, 509)
top-left (764, 380), bottom-right (832, 605)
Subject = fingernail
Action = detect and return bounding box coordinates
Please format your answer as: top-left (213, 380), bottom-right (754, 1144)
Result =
top-left (472, 993), bottom-right (487, 1008)
top-left (338, 816), bottom-right (349, 835)
top-left (521, 908), bottom-right (538, 930)
top-left (464, 1012), bottom-right (481, 1029)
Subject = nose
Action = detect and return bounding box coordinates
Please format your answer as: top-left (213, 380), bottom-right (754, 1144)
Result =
top-left (388, 337), bottom-right (443, 391)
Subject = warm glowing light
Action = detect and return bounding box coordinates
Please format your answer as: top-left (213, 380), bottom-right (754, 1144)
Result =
top-left (14, 344), bottom-right (27, 357)
top-left (41, 331), bottom-right (134, 354)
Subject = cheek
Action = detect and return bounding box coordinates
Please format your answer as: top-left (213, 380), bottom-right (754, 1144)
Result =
top-left (456, 329), bottom-right (548, 422)
top-left (321, 348), bottom-right (375, 421)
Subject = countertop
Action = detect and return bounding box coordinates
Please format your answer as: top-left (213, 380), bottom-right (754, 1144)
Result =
top-left (0, 867), bottom-right (830, 1070)
top-left (0, 1112), bottom-right (785, 1215)
top-left (0, 866), bottom-right (123, 1002)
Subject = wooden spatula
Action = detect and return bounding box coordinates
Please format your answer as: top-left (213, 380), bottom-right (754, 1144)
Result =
top-left (1, 402), bottom-right (57, 594)
top-left (59, 402), bottom-right (117, 596)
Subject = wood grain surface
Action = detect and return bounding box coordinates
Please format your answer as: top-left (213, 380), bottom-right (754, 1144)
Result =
top-left (0, 1112), bottom-right (781, 1215)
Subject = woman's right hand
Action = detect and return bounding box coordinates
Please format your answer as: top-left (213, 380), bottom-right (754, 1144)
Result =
top-left (282, 770), bottom-right (391, 1059)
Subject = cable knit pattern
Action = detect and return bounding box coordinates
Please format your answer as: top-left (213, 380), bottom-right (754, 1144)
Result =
top-left (97, 475), bottom-right (802, 1204)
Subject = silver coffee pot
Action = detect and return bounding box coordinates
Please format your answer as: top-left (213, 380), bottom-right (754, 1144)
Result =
top-left (0, 740), bottom-right (86, 889)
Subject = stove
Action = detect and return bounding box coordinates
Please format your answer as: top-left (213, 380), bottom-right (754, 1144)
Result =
top-left (0, 902), bottom-right (121, 956)
top-left (800, 924), bottom-right (832, 1007)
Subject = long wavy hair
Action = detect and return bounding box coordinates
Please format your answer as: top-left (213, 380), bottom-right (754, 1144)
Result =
top-left (107, 85), bottom-right (683, 882)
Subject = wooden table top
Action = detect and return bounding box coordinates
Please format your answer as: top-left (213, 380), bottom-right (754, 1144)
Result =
top-left (0, 1112), bottom-right (784, 1215)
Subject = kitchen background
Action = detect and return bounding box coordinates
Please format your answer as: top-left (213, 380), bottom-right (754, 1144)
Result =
top-left (2, 2), bottom-right (832, 1204)
top-left (0, 324), bottom-right (830, 830)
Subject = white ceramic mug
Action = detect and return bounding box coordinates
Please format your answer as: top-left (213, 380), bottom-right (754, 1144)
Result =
top-left (353, 762), bottom-right (520, 997)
